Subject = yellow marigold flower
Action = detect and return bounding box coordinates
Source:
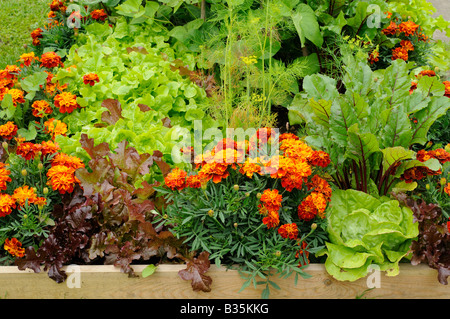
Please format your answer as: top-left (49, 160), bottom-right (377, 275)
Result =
top-left (0, 193), bottom-right (15, 217)
top-left (12, 185), bottom-right (37, 207)
top-left (3, 238), bottom-right (25, 258)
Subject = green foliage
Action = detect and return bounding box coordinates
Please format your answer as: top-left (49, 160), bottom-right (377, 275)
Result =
top-left (317, 189), bottom-right (419, 281)
top-left (289, 53), bottom-right (450, 196)
top-left (53, 18), bottom-right (216, 164)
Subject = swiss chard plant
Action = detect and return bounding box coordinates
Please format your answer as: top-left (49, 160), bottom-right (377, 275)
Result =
top-left (289, 53), bottom-right (450, 197)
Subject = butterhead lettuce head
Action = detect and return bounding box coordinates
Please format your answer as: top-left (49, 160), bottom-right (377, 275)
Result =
top-left (317, 189), bottom-right (419, 281)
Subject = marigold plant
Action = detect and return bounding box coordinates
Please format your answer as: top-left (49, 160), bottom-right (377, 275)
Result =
top-left (159, 129), bottom-right (332, 297)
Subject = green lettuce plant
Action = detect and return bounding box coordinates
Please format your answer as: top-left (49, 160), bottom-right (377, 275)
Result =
top-left (317, 188), bottom-right (419, 281)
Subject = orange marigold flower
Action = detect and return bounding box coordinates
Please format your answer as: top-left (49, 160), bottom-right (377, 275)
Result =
top-left (54, 91), bottom-right (79, 114)
top-left (239, 157), bottom-right (262, 178)
top-left (49, 0), bottom-right (65, 11)
top-left (400, 40), bottom-right (414, 51)
top-left (186, 174), bottom-right (202, 188)
top-left (41, 140), bottom-right (60, 156)
top-left (34, 197), bottom-right (47, 209)
top-left (272, 156), bottom-right (312, 192)
top-left (416, 149), bottom-right (432, 162)
top-left (90, 9), bottom-right (108, 21)
top-left (392, 47), bottom-right (408, 61)
top-left (16, 142), bottom-right (41, 161)
top-left (385, 11), bottom-right (392, 19)
top-left (47, 165), bottom-right (79, 194)
top-left (280, 139), bottom-right (313, 161)
top-left (398, 20), bottom-right (419, 36)
top-left (279, 132), bottom-right (299, 143)
top-left (444, 183), bottom-right (450, 196)
top-left (44, 118), bottom-right (68, 139)
top-left (30, 28), bottom-right (43, 40)
top-left (382, 21), bottom-right (398, 35)
top-left (164, 167), bottom-right (187, 191)
top-left (418, 33), bottom-right (429, 42)
top-left (0, 121), bottom-right (18, 140)
top-left (262, 210), bottom-right (280, 229)
top-left (198, 162), bottom-right (229, 184)
top-left (260, 189), bottom-right (282, 212)
top-left (6, 88), bottom-right (25, 106)
top-left (309, 192), bottom-right (328, 218)
top-left (18, 52), bottom-right (38, 67)
top-left (307, 175), bottom-right (332, 201)
top-left (0, 193), bottom-right (15, 217)
top-left (368, 50), bottom-right (379, 64)
top-left (298, 196), bottom-right (319, 221)
top-left (418, 70), bottom-right (436, 78)
top-left (12, 185), bottom-right (37, 207)
top-left (51, 152), bottom-right (85, 170)
top-left (442, 81), bottom-right (450, 98)
top-left (309, 150), bottom-right (331, 168)
top-left (0, 164), bottom-right (11, 191)
top-left (429, 148), bottom-right (450, 164)
top-left (31, 100), bottom-right (53, 117)
top-left (278, 223), bottom-right (299, 240)
top-left (83, 73), bottom-right (100, 86)
top-left (401, 166), bottom-right (441, 183)
top-left (3, 238), bottom-right (25, 258)
top-left (40, 51), bottom-right (63, 69)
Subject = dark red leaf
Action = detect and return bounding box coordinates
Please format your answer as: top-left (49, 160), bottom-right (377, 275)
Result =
top-left (178, 251), bottom-right (212, 292)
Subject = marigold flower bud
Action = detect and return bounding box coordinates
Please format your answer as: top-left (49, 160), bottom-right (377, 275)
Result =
top-left (274, 251), bottom-right (281, 257)
top-left (234, 222), bottom-right (238, 228)
top-left (311, 223), bottom-right (317, 230)
top-left (38, 163), bottom-right (44, 170)
top-left (207, 209), bottom-right (214, 217)
top-left (43, 187), bottom-right (49, 195)
top-left (256, 192), bottom-right (262, 199)
top-left (441, 178), bottom-right (447, 186)
top-left (425, 184), bottom-right (430, 190)
top-left (21, 169), bottom-right (27, 177)
top-left (2, 142), bottom-right (8, 150)
top-left (233, 184), bottom-right (239, 191)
